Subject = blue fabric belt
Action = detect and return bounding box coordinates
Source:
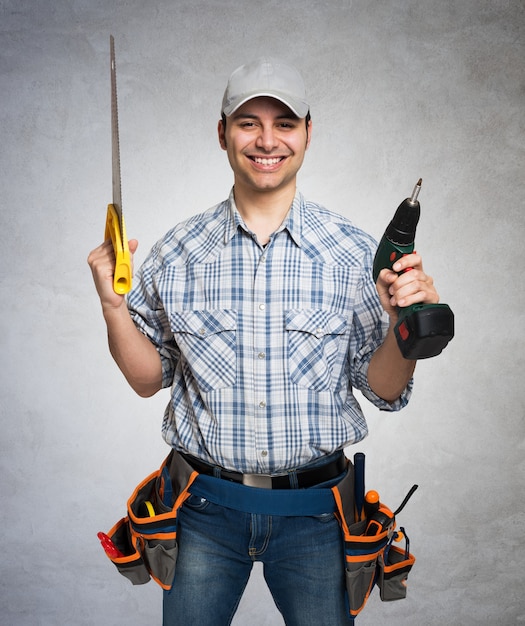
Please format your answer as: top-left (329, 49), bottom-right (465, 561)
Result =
top-left (189, 473), bottom-right (337, 516)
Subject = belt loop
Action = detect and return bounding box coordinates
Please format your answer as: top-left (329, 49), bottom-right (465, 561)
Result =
top-left (288, 470), bottom-right (299, 489)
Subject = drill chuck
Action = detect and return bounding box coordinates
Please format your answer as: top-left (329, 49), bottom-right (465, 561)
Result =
top-left (384, 178), bottom-right (422, 247)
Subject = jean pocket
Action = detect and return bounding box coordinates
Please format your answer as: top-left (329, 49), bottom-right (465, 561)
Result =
top-left (170, 309), bottom-right (237, 391)
top-left (312, 511), bottom-right (336, 523)
top-left (183, 493), bottom-right (210, 511)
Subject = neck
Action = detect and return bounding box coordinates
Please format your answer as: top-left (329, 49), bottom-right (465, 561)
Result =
top-left (233, 184), bottom-right (296, 245)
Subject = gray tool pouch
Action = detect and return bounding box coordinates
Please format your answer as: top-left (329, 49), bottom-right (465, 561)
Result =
top-left (377, 532), bottom-right (415, 601)
top-left (100, 451), bottom-right (198, 590)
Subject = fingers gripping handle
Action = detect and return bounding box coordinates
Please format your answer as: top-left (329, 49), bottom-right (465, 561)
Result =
top-left (105, 204), bottom-right (132, 294)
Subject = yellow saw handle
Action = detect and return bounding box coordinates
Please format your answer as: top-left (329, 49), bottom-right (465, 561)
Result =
top-left (104, 204), bottom-right (132, 294)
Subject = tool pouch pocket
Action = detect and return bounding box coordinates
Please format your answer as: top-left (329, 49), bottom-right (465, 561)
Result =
top-left (105, 516), bottom-right (151, 585)
top-left (377, 532), bottom-right (415, 602)
top-left (100, 451), bottom-right (198, 590)
top-left (342, 520), bottom-right (390, 616)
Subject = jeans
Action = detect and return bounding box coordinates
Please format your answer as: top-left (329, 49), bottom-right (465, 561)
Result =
top-left (163, 464), bottom-right (354, 626)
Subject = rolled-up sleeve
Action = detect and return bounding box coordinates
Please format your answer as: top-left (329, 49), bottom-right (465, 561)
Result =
top-left (127, 247), bottom-right (178, 389)
top-left (349, 256), bottom-right (413, 412)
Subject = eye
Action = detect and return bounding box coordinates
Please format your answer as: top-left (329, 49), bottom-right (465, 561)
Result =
top-left (278, 121), bottom-right (297, 129)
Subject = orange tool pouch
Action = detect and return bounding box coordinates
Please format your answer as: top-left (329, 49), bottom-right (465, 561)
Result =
top-left (100, 450), bottom-right (198, 589)
top-left (331, 465), bottom-right (416, 617)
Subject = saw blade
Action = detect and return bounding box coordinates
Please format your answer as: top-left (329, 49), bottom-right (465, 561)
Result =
top-left (110, 35), bottom-right (123, 241)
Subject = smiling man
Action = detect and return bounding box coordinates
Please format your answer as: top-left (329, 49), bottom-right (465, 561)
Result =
top-left (88, 57), bottom-right (440, 625)
top-left (218, 96), bottom-right (311, 244)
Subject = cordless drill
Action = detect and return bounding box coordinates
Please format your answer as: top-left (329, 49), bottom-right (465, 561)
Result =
top-left (372, 180), bottom-right (454, 359)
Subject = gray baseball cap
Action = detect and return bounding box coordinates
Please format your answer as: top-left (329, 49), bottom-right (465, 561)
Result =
top-left (221, 57), bottom-right (310, 118)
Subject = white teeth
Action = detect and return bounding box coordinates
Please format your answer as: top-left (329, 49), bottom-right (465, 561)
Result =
top-left (253, 157), bottom-right (281, 165)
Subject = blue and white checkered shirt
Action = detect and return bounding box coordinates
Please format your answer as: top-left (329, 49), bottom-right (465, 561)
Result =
top-left (128, 190), bottom-right (412, 473)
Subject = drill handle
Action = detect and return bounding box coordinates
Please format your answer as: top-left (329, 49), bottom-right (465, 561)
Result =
top-left (372, 234), bottom-right (414, 283)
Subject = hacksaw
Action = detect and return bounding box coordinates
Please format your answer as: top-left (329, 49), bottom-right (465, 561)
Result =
top-left (104, 35), bottom-right (132, 294)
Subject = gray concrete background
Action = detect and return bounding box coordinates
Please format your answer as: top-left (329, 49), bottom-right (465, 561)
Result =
top-left (1, 1), bottom-right (524, 624)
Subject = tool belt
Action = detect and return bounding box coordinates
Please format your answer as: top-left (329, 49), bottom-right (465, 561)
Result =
top-left (99, 450), bottom-right (415, 618)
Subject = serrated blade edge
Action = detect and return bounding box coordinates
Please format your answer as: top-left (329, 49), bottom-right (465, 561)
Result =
top-left (110, 35), bottom-right (123, 242)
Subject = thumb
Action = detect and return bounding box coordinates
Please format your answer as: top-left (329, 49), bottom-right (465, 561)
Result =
top-left (129, 239), bottom-right (139, 254)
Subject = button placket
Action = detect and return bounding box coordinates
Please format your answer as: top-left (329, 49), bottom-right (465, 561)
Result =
top-left (252, 244), bottom-right (270, 470)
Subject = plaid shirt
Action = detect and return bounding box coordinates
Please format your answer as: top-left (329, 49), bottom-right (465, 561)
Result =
top-left (128, 190), bottom-right (412, 473)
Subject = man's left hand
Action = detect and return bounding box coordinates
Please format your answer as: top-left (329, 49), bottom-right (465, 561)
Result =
top-left (375, 252), bottom-right (440, 319)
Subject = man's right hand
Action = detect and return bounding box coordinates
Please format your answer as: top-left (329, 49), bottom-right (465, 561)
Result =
top-left (87, 238), bottom-right (139, 309)
top-left (87, 237), bottom-right (163, 397)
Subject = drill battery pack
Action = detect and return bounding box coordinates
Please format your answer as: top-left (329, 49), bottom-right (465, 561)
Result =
top-left (395, 302), bottom-right (455, 359)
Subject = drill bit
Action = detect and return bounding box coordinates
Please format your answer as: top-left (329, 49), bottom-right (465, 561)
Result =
top-left (409, 178), bottom-right (422, 205)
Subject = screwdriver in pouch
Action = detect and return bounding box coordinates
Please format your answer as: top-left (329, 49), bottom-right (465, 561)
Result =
top-left (364, 489), bottom-right (380, 518)
top-left (364, 491), bottom-right (395, 536)
top-left (364, 484), bottom-right (419, 536)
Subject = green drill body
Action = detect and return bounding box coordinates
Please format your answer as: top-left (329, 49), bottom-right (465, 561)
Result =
top-left (372, 181), bottom-right (454, 360)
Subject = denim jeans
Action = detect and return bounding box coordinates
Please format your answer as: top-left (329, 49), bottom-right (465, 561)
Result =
top-left (163, 464), bottom-right (354, 626)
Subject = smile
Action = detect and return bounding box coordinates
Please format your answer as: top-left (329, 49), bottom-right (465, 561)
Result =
top-left (251, 156), bottom-right (284, 166)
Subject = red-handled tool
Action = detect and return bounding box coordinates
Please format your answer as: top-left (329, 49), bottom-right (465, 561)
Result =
top-left (97, 531), bottom-right (125, 559)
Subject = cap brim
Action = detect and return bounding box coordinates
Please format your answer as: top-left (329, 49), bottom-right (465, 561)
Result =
top-left (223, 91), bottom-right (309, 118)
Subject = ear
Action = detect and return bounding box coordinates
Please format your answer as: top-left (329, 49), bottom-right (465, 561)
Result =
top-left (305, 119), bottom-right (312, 150)
top-left (218, 119), bottom-right (227, 150)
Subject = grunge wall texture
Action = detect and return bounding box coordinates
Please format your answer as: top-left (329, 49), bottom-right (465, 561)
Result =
top-left (1, 1), bottom-right (523, 623)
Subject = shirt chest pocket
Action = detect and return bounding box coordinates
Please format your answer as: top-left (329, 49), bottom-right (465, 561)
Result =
top-left (170, 309), bottom-right (237, 392)
top-left (286, 309), bottom-right (348, 392)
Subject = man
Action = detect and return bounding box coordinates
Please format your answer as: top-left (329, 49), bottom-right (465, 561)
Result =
top-left (88, 57), bottom-right (439, 625)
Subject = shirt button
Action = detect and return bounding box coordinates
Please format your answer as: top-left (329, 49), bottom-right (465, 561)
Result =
top-left (259, 401), bottom-right (266, 408)
top-left (258, 352), bottom-right (266, 359)
top-left (261, 450), bottom-right (268, 457)
top-left (199, 328), bottom-right (206, 336)
top-left (259, 303), bottom-right (266, 311)
top-left (316, 327), bottom-right (324, 337)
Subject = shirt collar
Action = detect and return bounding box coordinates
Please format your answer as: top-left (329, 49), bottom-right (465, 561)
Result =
top-left (223, 188), bottom-right (303, 248)
top-left (285, 192), bottom-right (303, 248)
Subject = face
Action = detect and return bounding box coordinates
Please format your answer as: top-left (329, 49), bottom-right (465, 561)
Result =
top-left (218, 97), bottom-right (312, 198)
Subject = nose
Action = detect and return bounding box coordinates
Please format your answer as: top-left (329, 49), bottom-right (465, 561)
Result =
top-left (255, 124), bottom-right (279, 152)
